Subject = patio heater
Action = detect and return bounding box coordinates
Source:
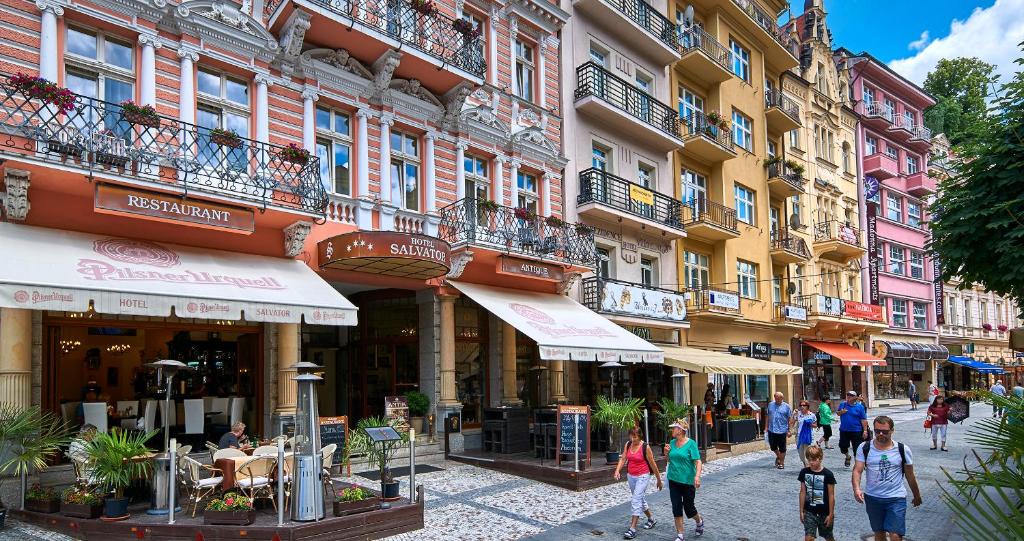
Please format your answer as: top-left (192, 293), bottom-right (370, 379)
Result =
top-left (144, 359), bottom-right (189, 515)
top-left (291, 371), bottom-right (325, 521)
top-left (600, 359), bottom-right (624, 399)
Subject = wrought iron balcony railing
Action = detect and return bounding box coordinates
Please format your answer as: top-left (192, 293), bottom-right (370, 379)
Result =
top-left (678, 26), bottom-right (733, 71)
top-left (770, 229), bottom-right (811, 258)
top-left (577, 168), bottom-right (684, 231)
top-left (765, 88), bottom-right (800, 122)
top-left (730, 0), bottom-right (793, 51)
top-left (813, 220), bottom-right (862, 246)
top-left (766, 163), bottom-right (805, 190)
top-left (864, 101), bottom-right (895, 122)
top-left (581, 276), bottom-right (689, 321)
top-left (680, 198), bottom-right (739, 232)
top-left (438, 198), bottom-right (597, 267)
top-left (292, 0), bottom-right (486, 77)
top-left (681, 110), bottom-right (734, 149)
top-left (686, 286), bottom-right (741, 315)
top-left (0, 81), bottom-right (327, 214)
top-left (575, 62), bottom-right (683, 141)
top-left (609, 0), bottom-right (678, 49)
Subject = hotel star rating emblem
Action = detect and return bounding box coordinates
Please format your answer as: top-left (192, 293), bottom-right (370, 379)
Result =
top-left (345, 239), bottom-right (373, 252)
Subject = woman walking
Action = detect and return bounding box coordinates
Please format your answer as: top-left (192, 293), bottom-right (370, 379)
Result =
top-left (795, 401), bottom-right (818, 466)
top-left (927, 395), bottom-right (951, 451)
top-left (816, 399), bottom-right (834, 449)
top-left (664, 419), bottom-right (705, 539)
top-left (613, 427), bottom-right (663, 539)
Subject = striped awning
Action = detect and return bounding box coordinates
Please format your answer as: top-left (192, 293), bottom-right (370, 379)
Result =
top-left (874, 341), bottom-right (948, 361)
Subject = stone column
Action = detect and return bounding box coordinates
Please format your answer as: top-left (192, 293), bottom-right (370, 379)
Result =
top-left (424, 130), bottom-right (437, 213)
top-left (275, 323), bottom-right (299, 415)
top-left (454, 140), bottom-right (467, 201)
top-left (378, 113), bottom-right (394, 205)
top-left (355, 108), bottom-right (371, 199)
top-left (549, 359), bottom-right (566, 403)
top-left (492, 156), bottom-right (505, 205)
top-left (301, 87), bottom-right (318, 153)
top-left (0, 308), bottom-right (32, 410)
top-left (438, 295), bottom-right (459, 406)
top-left (508, 16), bottom-right (518, 93)
top-left (536, 35), bottom-right (547, 109)
top-left (501, 322), bottom-right (521, 405)
top-left (177, 48), bottom-right (198, 125)
top-left (138, 34), bottom-right (160, 107)
top-left (487, 5), bottom-right (500, 85)
top-left (254, 74), bottom-right (271, 144)
top-left (36, 1), bottom-right (62, 82)
top-left (508, 159), bottom-right (519, 207)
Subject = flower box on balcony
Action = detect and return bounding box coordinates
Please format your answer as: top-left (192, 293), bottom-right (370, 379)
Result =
top-left (278, 143), bottom-right (311, 166)
top-left (47, 138), bottom-right (83, 158)
top-left (9, 73), bottom-right (75, 112)
top-left (983, 323), bottom-right (993, 331)
top-left (119, 101), bottom-right (160, 128)
top-left (452, 18), bottom-right (481, 39)
top-left (998, 325), bottom-right (1008, 332)
top-left (209, 128), bottom-right (242, 149)
top-left (410, 0), bottom-right (436, 15)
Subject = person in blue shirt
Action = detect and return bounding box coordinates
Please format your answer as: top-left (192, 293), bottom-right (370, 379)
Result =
top-left (836, 390), bottom-right (869, 468)
top-left (766, 392), bottom-right (794, 469)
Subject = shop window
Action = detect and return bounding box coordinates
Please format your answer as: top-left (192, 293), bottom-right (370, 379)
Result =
top-left (734, 183), bottom-right (755, 225)
top-left (892, 299), bottom-right (908, 328)
top-left (454, 298), bottom-right (486, 426)
top-left (737, 259), bottom-right (758, 299)
top-left (910, 251), bottom-right (924, 279)
top-left (390, 130), bottom-right (420, 211)
top-left (745, 375), bottom-right (770, 402)
top-left (315, 107), bottom-right (352, 196)
top-left (913, 303), bottom-right (927, 329)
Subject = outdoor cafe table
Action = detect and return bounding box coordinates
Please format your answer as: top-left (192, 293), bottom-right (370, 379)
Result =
top-left (214, 452), bottom-right (293, 491)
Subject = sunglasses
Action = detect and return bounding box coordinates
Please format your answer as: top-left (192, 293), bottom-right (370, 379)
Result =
top-left (800, 403), bottom-right (810, 407)
top-left (874, 429), bottom-right (892, 435)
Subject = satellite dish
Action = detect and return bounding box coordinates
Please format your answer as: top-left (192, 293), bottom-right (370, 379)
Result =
top-left (787, 282), bottom-right (797, 295)
top-left (684, 5), bottom-right (694, 26)
top-left (789, 213), bottom-right (802, 228)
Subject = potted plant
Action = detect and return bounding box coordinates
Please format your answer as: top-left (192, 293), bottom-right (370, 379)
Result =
top-left (655, 398), bottom-right (693, 455)
top-left (333, 484), bottom-right (380, 517)
top-left (983, 323), bottom-right (993, 331)
top-left (352, 416), bottom-right (409, 501)
top-left (8, 72), bottom-right (76, 112)
top-left (0, 405), bottom-right (70, 526)
top-left (119, 100), bottom-right (160, 128)
top-left (410, 0), bottom-right (436, 15)
top-left (514, 207), bottom-right (535, 221)
top-left (763, 155), bottom-right (782, 170)
top-left (477, 199), bottom-right (499, 212)
top-left (403, 390), bottom-right (430, 434)
top-left (593, 396), bottom-right (643, 464)
top-left (204, 492), bottom-right (254, 525)
top-left (784, 159), bottom-right (805, 178)
top-left (278, 143), bottom-right (311, 166)
top-left (545, 215), bottom-right (566, 228)
top-left (998, 324), bottom-right (1009, 332)
top-left (24, 484), bottom-right (60, 514)
top-left (86, 427), bottom-right (158, 520)
top-left (452, 18), bottom-right (481, 39)
top-left (60, 487), bottom-right (103, 519)
top-left (209, 127), bottom-right (242, 149)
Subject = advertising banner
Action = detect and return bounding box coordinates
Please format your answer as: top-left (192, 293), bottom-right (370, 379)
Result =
top-left (866, 203), bottom-right (879, 304)
top-left (599, 280), bottom-right (687, 321)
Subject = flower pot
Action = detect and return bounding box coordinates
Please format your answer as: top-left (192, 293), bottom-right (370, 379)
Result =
top-left (47, 139), bottom-right (83, 157)
top-left (61, 502), bottom-right (103, 519)
top-left (94, 151), bottom-right (130, 168)
top-left (25, 499), bottom-right (60, 514)
top-left (204, 509), bottom-right (255, 525)
top-left (381, 481), bottom-right (401, 501)
top-left (211, 134), bottom-right (242, 149)
top-left (605, 451), bottom-right (620, 464)
top-left (280, 154), bottom-right (309, 166)
top-left (333, 497), bottom-right (380, 517)
top-left (101, 497), bottom-right (130, 520)
top-left (410, 416), bottom-right (425, 435)
top-left (121, 112), bottom-right (160, 129)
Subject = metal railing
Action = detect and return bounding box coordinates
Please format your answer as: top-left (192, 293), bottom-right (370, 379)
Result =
top-left (773, 299), bottom-right (810, 324)
top-left (686, 286), bottom-right (741, 314)
top-left (766, 163), bottom-right (805, 191)
top-left (290, 0), bottom-right (486, 77)
top-left (864, 101), bottom-right (894, 122)
top-left (911, 124), bottom-right (933, 141)
top-left (0, 81), bottom-right (327, 214)
top-left (680, 198), bottom-right (738, 232)
top-left (577, 168), bottom-right (684, 231)
top-left (730, 0), bottom-right (793, 51)
top-left (813, 220), bottom-right (862, 247)
top-left (575, 62), bottom-right (683, 141)
top-left (438, 198), bottom-right (597, 267)
top-left (765, 88), bottom-right (800, 123)
top-left (770, 229), bottom-right (811, 259)
top-left (678, 26), bottom-right (732, 71)
top-left (607, 0), bottom-right (678, 50)
top-left (681, 110), bottom-right (734, 149)
top-left (581, 276), bottom-right (688, 318)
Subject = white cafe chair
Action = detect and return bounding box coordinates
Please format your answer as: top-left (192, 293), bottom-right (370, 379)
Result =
top-left (82, 402), bottom-right (108, 433)
top-left (252, 445), bottom-right (279, 457)
top-left (212, 448), bottom-right (246, 461)
top-left (183, 399), bottom-right (205, 441)
top-left (210, 397), bottom-right (230, 425)
top-left (158, 400), bottom-right (177, 428)
top-left (228, 397), bottom-right (245, 427)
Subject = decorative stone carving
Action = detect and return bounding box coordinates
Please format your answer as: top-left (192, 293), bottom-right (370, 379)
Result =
top-left (278, 9), bottom-right (311, 59)
top-left (512, 126), bottom-right (557, 153)
top-left (460, 106), bottom-right (510, 135)
top-left (283, 220), bottom-right (311, 257)
top-left (2, 169), bottom-right (30, 222)
top-left (440, 81), bottom-right (474, 131)
top-left (446, 250), bottom-right (474, 279)
top-left (389, 78), bottom-right (443, 107)
top-left (301, 48), bottom-right (373, 79)
top-left (517, 107), bottom-right (539, 126)
top-left (369, 50), bottom-right (403, 103)
top-left (34, 0), bottom-right (64, 16)
top-left (254, 72), bottom-right (274, 87)
top-left (138, 34), bottom-right (162, 49)
top-left (301, 87), bottom-right (319, 102)
top-left (557, 272), bottom-right (581, 295)
top-left (171, 1), bottom-right (278, 52)
top-left (469, 88), bottom-right (490, 104)
top-left (177, 46), bottom-right (200, 62)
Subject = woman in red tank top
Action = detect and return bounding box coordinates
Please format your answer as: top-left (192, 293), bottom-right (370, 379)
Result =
top-left (613, 427), bottom-right (664, 539)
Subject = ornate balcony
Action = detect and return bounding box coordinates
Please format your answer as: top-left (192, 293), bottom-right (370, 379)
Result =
top-left (764, 88), bottom-right (801, 133)
top-left (770, 230), bottom-right (811, 264)
top-left (575, 0), bottom-right (679, 64)
top-left (575, 62), bottom-right (684, 151)
top-left (438, 198), bottom-right (597, 268)
top-left (908, 125), bottom-right (934, 151)
top-left (720, 0), bottom-right (797, 68)
top-left (680, 199), bottom-right (740, 242)
top-left (766, 163), bottom-right (805, 198)
top-left (812, 220), bottom-right (865, 262)
top-left (774, 300), bottom-right (811, 328)
top-left (863, 153), bottom-right (899, 180)
top-left (581, 276), bottom-right (689, 325)
top-left (888, 113), bottom-right (914, 139)
top-left (905, 171), bottom-right (936, 197)
top-left (577, 168), bottom-right (686, 239)
top-left (860, 101), bottom-right (894, 130)
top-left (681, 110), bottom-right (736, 164)
top-left (795, 294), bottom-right (887, 327)
top-left (0, 81), bottom-right (327, 215)
top-left (686, 286), bottom-right (741, 320)
top-left (676, 26), bottom-right (734, 85)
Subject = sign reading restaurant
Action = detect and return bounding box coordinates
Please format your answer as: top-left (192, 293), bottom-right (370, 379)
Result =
top-left (94, 183), bottom-right (255, 233)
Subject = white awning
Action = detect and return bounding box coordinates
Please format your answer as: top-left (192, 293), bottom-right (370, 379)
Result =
top-left (0, 222), bottom-right (357, 325)
top-left (449, 281), bottom-right (663, 363)
top-left (661, 346), bottom-right (803, 375)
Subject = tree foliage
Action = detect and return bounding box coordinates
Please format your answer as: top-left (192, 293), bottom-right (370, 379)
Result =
top-left (929, 50), bottom-right (1024, 311)
top-left (923, 57), bottom-right (999, 143)
top-left (923, 95), bottom-right (963, 138)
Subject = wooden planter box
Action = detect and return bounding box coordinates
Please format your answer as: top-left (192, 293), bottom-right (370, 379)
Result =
top-left (61, 502), bottom-right (103, 519)
top-left (47, 140), bottom-right (83, 157)
top-left (333, 497), bottom-right (380, 517)
top-left (25, 499), bottom-right (60, 514)
top-left (203, 509), bottom-right (254, 526)
top-left (211, 133), bottom-right (242, 149)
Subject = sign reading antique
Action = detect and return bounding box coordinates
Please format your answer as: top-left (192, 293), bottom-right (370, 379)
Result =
top-left (95, 183), bottom-right (255, 233)
top-left (319, 231), bottom-right (451, 280)
top-left (497, 256), bottom-right (564, 282)
top-left (598, 279), bottom-right (687, 322)
top-left (866, 203), bottom-right (880, 304)
top-left (384, 396), bottom-right (410, 434)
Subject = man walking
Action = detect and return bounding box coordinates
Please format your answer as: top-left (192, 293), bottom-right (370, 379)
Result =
top-left (836, 391), bottom-right (868, 468)
top-left (906, 379), bottom-right (918, 410)
top-left (766, 392), bottom-right (794, 470)
top-left (852, 416), bottom-right (923, 541)
top-left (990, 379), bottom-right (1007, 417)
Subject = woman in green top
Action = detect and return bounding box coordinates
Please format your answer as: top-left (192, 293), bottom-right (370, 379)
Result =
top-left (663, 418), bottom-right (704, 539)
top-left (816, 400), bottom-right (834, 449)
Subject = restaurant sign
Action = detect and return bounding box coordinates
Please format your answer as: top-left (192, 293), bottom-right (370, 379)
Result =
top-left (94, 183), bottom-right (255, 233)
top-left (598, 280), bottom-right (687, 322)
top-left (497, 256), bottom-right (564, 282)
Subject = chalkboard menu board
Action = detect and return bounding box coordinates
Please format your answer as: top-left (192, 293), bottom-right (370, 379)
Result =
top-left (556, 405), bottom-right (590, 467)
top-left (318, 416), bottom-right (348, 466)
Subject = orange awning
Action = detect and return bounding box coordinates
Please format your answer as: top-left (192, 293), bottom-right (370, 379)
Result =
top-left (805, 341), bottom-right (887, 367)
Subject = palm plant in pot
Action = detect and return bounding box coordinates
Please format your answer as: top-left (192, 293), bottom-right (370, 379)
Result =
top-left (352, 416), bottom-right (409, 501)
top-left (655, 398), bottom-right (693, 455)
top-left (0, 404), bottom-right (71, 525)
top-left (86, 428), bottom-right (158, 520)
top-left (593, 396), bottom-right (643, 464)
top-left (403, 390), bottom-right (430, 435)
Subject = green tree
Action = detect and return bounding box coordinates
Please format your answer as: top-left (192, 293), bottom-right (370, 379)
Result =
top-left (929, 51), bottom-right (1024, 311)
top-left (923, 57), bottom-right (998, 143)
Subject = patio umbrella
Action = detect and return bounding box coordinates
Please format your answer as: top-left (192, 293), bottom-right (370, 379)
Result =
top-left (944, 395), bottom-right (970, 424)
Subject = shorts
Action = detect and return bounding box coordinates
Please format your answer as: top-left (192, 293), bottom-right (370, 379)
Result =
top-left (864, 495), bottom-right (907, 535)
top-left (626, 473), bottom-right (651, 517)
top-left (802, 511), bottom-right (834, 538)
top-left (838, 430), bottom-right (864, 455)
top-left (668, 479), bottom-right (698, 519)
top-left (767, 431), bottom-right (787, 453)
top-left (931, 423), bottom-right (948, 442)
top-left (821, 424), bottom-right (832, 441)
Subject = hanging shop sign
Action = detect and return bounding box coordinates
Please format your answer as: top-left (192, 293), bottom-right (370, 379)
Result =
top-left (319, 231), bottom-right (451, 279)
top-left (815, 295), bottom-right (844, 316)
top-left (933, 259), bottom-right (945, 325)
top-left (843, 300), bottom-right (885, 322)
top-left (783, 304), bottom-right (807, 321)
top-left (497, 256), bottom-right (564, 282)
top-left (864, 175), bottom-right (880, 201)
top-left (628, 185), bottom-right (654, 206)
top-left (598, 280), bottom-right (687, 322)
top-left (866, 203), bottom-right (880, 304)
top-left (749, 342), bottom-right (772, 360)
top-left (94, 183), bottom-right (255, 233)
top-left (708, 290), bottom-right (740, 310)
top-left (729, 344), bottom-right (790, 357)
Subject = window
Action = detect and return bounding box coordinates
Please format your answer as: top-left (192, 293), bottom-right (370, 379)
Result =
top-left (789, 129), bottom-right (800, 149)
top-left (682, 169), bottom-right (707, 209)
top-left (841, 143), bottom-right (851, 173)
top-left (886, 193), bottom-right (902, 222)
top-left (683, 251), bottom-right (709, 289)
top-left (907, 202), bottom-right (921, 227)
top-left (913, 303), bottom-right (927, 329)
top-left (514, 39), bottom-right (535, 102)
top-left (767, 140), bottom-right (777, 159)
top-left (597, 247), bottom-right (612, 279)
top-left (790, 195), bottom-right (802, 227)
top-left (592, 143), bottom-right (610, 171)
top-left (196, 68), bottom-right (249, 170)
top-left (997, 303), bottom-right (1005, 326)
top-left (464, 155), bottom-right (489, 203)
top-left (640, 258), bottom-right (656, 287)
top-left (964, 299), bottom-right (973, 327)
top-left (906, 155), bottom-right (919, 174)
top-left (864, 87), bottom-right (876, 106)
top-left (730, 39), bottom-right (750, 82)
top-left (910, 251), bottom-right (924, 279)
top-left (589, 44), bottom-right (608, 66)
top-left (517, 171), bottom-right (538, 213)
top-left (885, 144), bottom-right (898, 159)
top-left (795, 264), bottom-right (805, 296)
top-left (772, 275), bottom-right (782, 304)
top-left (677, 87), bottom-right (704, 124)
top-left (389, 130), bottom-right (420, 211)
top-left (816, 62), bottom-right (827, 94)
top-left (733, 110), bottom-right (752, 151)
top-left (884, 98), bottom-right (897, 120)
top-left (980, 301), bottom-right (988, 325)
top-left (737, 260), bottom-right (758, 299)
top-left (892, 299), bottom-right (908, 328)
top-left (888, 245), bottom-right (905, 274)
top-left (734, 184), bottom-right (755, 225)
top-left (315, 107), bottom-right (352, 196)
top-left (64, 26), bottom-right (135, 136)
top-left (865, 136), bottom-right (878, 155)
top-left (903, 110), bottom-right (915, 129)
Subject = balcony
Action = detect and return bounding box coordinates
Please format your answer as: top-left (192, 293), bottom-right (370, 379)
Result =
top-left (676, 26), bottom-right (734, 85)
top-left (770, 230), bottom-right (811, 264)
top-left (774, 300), bottom-right (810, 328)
top-left (681, 111), bottom-right (736, 164)
top-left (812, 220), bottom-right (865, 262)
top-left (574, 0), bottom-right (679, 64)
top-left (863, 153), bottom-right (899, 180)
top-left (581, 276), bottom-right (689, 325)
top-left (680, 199), bottom-right (740, 242)
top-left (577, 168), bottom-right (686, 239)
top-left (438, 198), bottom-right (597, 268)
top-left (888, 113), bottom-right (914, 139)
top-left (575, 62), bottom-right (684, 152)
top-left (0, 82), bottom-right (327, 215)
top-left (908, 125), bottom-right (934, 151)
top-left (686, 287), bottom-right (741, 320)
top-left (766, 163), bottom-right (805, 198)
top-left (860, 102), bottom-right (894, 130)
top-left (678, 0), bottom-right (796, 69)
top-left (765, 88), bottom-right (801, 133)
top-left (905, 171), bottom-right (936, 197)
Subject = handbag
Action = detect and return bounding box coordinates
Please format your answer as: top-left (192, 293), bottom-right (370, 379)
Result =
top-left (923, 418), bottom-right (932, 429)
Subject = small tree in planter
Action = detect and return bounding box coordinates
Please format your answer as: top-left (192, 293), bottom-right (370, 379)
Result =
top-left (655, 398), bottom-right (693, 454)
top-left (60, 486), bottom-right (103, 519)
top-left (0, 404), bottom-right (71, 525)
top-left (333, 485), bottom-right (380, 517)
top-left (351, 416), bottom-right (409, 501)
top-left (593, 396), bottom-right (643, 464)
top-left (763, 155), bottom-right (782, 171)
top-left (403, 390), bottom-right (431, 435)
top-left (24, 484), bottom-right (60, 514)
top-left (204, 492), bottom-right (254, 525)
top-left (86, 428), bottom-right (158, 520)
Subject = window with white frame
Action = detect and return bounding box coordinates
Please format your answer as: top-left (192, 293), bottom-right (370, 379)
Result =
top-left (892, 299), bottom-right (908, 327)
top-left (730, 39), bottom-right (750, 82)
top-left (683, 251), bottom-right (709, 289)
top-left (864, 87), bottom-right (876, 106)
top-left (981, 300), bottom-right (988, 325)
top-left (885, 98), bottom-right (897, 119)
top-left (790, 195), bottom-right (802, 227)
top-left (767, 140), bottom-right (777, 159)
top-left (597, 247), bottom-right (612, 279)
top-left (514, 39), bottom-right (535, 102)
top-left (678, 87), bottom-right (704, 124)
top-left (888, 244), bottom-right (905, 274)
top-left (196, 68), bottom-right (250, 170)
top-left (886, 193), bottom-right (902, 221)
top-left (640, 258), bottom-right (656, 287)
top-left (733, 110), bottom-right (752, 151)
top-left (907, 201), bottom-right (922, 227)
top-left (517, 170), bottom-right (538, 214)
top-left (464, 154), bottom-right (489, 202)
top-left (885, 144), bottom-right (898, 159)
top-left (682, 169), bottom-right (707, 209)
top-left (389, 130), bottom-right (420, 211)
top-left (734, 183), bottom-right (755, 225)
top-left (910, 250), bottom-right (924, 279)
top-left (772, 275), bottom-right (782, 304)
top-left (789, 129), bottom-right (800, 149)
top-left (737, 260), bottom-right (758, 299)
top-left (997, 303), bottom-right (1005, 326)
top-left (64, 26), bottom-right (135, 135)
top-left (903, 109), bottom-right (915, 128)
top-left (913, 302), bottom-right (927, 329)
top-left (315, 107), bottom-right (352, 196)
top-left (906, 155), bottom-right (919, 174)
top-left (795, 264), bottom-right (805, 296)
top-left (865, 135), bottom-right (878, 155)
top-left (964, 298), bottom-right (973, 327)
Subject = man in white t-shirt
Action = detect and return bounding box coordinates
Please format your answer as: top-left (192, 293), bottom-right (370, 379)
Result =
top-left (852, 415), bottom-right (923, 541)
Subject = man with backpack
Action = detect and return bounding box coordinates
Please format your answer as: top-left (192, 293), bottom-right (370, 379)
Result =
top-left (852, 415), bottom-right (923, 541)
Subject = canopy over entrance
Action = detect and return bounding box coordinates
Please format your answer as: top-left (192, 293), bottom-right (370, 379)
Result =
top-left (0, 222), bottom-right (357, 325)
top-left (805, 341), bottom-right (886, 367)
top-left (660, 346), bottom-right (802, 375)
top-left (449, 281), bottom-right (663, 363)
top-left (945, 356), bottom-right (1005, 374)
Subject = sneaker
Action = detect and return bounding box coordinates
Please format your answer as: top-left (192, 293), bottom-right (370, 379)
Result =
top-left (695, 521), bottom-right (705, 537)
top-left (623, 529), bottom-right (637, 539)
top-left (844, 455), bottom-right (851, 467)
top-left (642, 518), bottom-right (657, 530)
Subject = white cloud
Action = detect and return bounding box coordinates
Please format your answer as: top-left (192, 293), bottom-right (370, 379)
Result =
top-left (888, 0), bottom-right (1024, 87)
top-left (908, 31), bottom-right (931, 51)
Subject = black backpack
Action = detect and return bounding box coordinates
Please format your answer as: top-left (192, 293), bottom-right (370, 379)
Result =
top-left (861, 440), bottom-right (907, 477)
